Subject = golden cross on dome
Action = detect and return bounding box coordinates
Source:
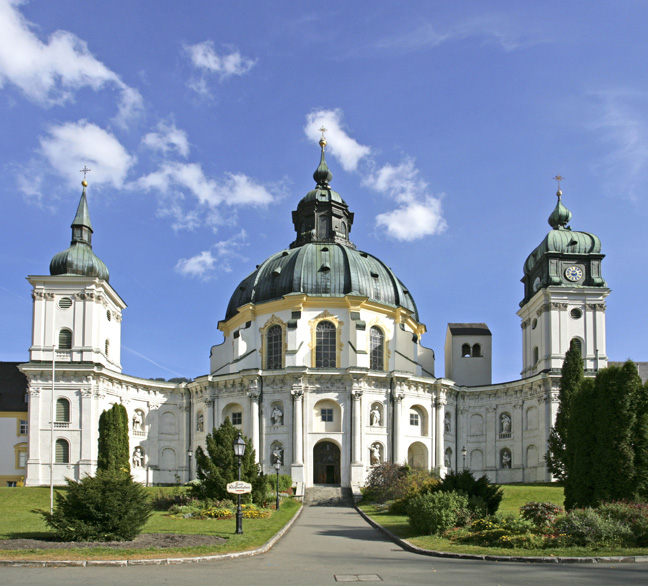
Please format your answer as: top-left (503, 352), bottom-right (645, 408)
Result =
top-left (80, 165), bottom-right (92, 180)
top-left (553, 174), bottom-right (564, 190)
top-left (319, 126), bottom-right (328, 139)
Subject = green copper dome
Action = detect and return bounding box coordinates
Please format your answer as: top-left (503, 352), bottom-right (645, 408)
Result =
top-left (50, 185), bottom-right (110, 282)
top-left (225, 142), bottom-right (418, 321)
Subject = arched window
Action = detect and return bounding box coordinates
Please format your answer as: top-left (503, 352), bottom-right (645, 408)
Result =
top-left (571, 337), bottom-right (583, 356)
top-left (370, 326), bottom-right (384, 370)
top-left (105, 339), bottom-right (110, 356)
top-left (56, 398), bottom-right (70, 422)
top-left (533, 346), bottom-right (539, 364)
top-left (318, 216), bottom-right (329, 239)
top-left (55, 439), bottom-right (69, 463)
top-left (461, 343), bottom-right (471, 357)
top-left (472, 343), bottom-right (481, 357)
top-left (315, 321), bottom-right (336, 368)
top-left (266, 324), bottom-right (283, 369)
top-left (58, 329), bottom-right (72, 350)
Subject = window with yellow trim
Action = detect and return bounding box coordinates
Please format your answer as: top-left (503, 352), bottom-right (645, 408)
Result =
top-left (369, 326), bottom-right (385, 370)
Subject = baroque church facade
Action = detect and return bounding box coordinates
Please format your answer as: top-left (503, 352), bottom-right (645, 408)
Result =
top-left (20, 139), bottom-right (610, 493)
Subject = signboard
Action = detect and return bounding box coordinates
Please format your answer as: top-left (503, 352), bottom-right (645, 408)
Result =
top-left (227, 481), bottom-right (252, 494)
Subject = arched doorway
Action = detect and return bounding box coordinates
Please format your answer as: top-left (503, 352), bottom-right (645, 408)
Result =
top-left (313, 441), bottom-right (341, 485)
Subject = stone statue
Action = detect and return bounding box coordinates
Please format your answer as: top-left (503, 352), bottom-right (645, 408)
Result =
top-left (133, 446), bottom-right (144, 468)
top-left (132, 411), bottom-right (143, 432)
top-left (444, 450), bottom-right (451, 469)
top-left (444, 412), bottom-right (451, 433)
top-left (272, 446), bottom-right (283, 465)
top-left (370, 444), bottom-right (381, 466)
top-left (370, 405), bottom-right (381, 427)
top-left (501, 413), bottom-right (511, 434)
top-left (501, 451), bottom-right (511, 468)
top-left (271, 406), bottom-right (283, 426)
top-left (196, 412), bottom-right (204, 432)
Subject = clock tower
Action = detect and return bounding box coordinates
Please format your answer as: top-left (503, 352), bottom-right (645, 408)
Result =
top-left (517, 183), bottom-right (609, 377)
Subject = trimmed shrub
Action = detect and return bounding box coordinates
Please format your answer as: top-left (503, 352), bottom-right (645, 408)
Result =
top-left (554, 508), bottom-right (633, 547)
top-left (38, 471), bottom-right (151, 541)
top-left (426, 469), bottom-right (503, 514)
top-left (407, 490), bottom-right (470, 535)
top-left (519, 501), bottom-right (564, 528)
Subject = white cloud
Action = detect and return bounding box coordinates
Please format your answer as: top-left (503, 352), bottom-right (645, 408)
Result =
top-left (588, 90), bottom-right (648, 201)
top-left (0, 0), bottom-right (142, 121)
top-left (185, 41), bottom-right (256, 78)
top-left (39, 120), bottom-right (135, 189)
top-left (176, 230), bottom-right (248, 278)
top-left (142, 121), bottom-right (190, 158)
top-left (375, 198), bottom-right (447, 241)
top-left (363, 158), bottom-right (422, 203)
top-left (304, 109), bottom-right (371, 172)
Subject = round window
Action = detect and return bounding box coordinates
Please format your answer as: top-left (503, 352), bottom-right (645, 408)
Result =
top-left (570, 308), bottom-right (583, 319)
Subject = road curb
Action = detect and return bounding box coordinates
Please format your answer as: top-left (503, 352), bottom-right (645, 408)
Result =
top-left (355, 506), bottom-right (648, 564)
top-left (0, 504), bottom-right (303, 568)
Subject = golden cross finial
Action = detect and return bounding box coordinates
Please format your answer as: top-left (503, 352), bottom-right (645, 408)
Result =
top-left (80, 165), bottom-right (92, 187)
top-left (319, 126), bottom-right (328, 139)
top-left (553, 174), bottom-right (564, 191)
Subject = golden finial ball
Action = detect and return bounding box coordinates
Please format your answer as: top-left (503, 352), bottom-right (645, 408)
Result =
top-left (82, 180), bottom-right (88, 187)
top-left (319, 138), bottom-right (327, 148)
top-left (556, 189), bottom-right (562, 197)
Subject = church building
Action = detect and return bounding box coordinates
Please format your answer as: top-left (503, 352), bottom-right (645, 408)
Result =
top-left (18, 137), bottom-right (610, 493)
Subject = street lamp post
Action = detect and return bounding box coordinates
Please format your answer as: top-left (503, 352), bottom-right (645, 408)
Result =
top-left (274, 460), bottom-right (281, 511)
top-left (233, 432), bottom-right (246, 535)
top-left (187, 448), bottom-right (193, 482)
top-left (461, 446), bottom-right (467, 470)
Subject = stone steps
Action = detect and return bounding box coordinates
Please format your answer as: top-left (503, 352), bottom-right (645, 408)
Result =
top-left (304, 485), bottom-right (354, 506)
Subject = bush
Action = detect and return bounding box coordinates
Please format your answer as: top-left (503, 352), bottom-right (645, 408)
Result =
top-left (38, 471), bottom-right (152, 541)
top-left (554, 507), bottom-right (633, 547)
top-left (458, 516), bottom-right (541, 549)
top-left (407, 491), bottom-right (471, 535)
top-left (267, 474), bottom-right (293, 493)
top-left (519, 501), bottom-right (564, 528)
top-left (597, 501), bottom-right (648, 547)
top-left (427, 470), bottom-right (503, 514)
top-left (363, 463), bottom-right (438, 505)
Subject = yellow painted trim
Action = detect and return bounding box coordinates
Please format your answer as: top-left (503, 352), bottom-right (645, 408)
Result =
top-left (219, 294), bottom-right (427, 337)
top-left (0, 411), bottom-right (28, 418)
top-left (259, 315), bottom-right (287, 369)
top-left (309, 310), bottom-right (344, 368)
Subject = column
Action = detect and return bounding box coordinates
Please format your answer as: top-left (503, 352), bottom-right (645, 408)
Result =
top-left (291, 387), bottom-right (304, 484)
top-left (249, 391), bottom-right (260, 461)
top-left (25, 385), bottom-right (42, 486)
top-left (435, 396), bottom-right (446, 472)
top-left (393, 392), bottom-right (403, 464)
top-left (352, 390), bottom-right (362, 464)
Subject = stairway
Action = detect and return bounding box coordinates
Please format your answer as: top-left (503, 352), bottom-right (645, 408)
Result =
top-left (304, 485), bottom-right (354, 506)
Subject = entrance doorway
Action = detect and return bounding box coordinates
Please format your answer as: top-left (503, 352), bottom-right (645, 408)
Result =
top-left (313, 441), bottom-right (341, 485)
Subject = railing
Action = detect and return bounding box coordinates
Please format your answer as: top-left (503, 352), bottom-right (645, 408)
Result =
top-left (53, 421), bottom-right (70, 429)
top-left (499, 432), bottom-right (511, 439)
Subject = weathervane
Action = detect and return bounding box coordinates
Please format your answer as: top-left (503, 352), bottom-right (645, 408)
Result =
top-left (80, 165), bottom-right (92, 186)
top-left (553, 174), bottom-right (564, 191)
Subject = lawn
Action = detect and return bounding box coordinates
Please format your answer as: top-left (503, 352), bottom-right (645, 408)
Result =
top-left (0, 486), bottom-right (301, 560)
top-left (359, 484), bottom-right (648, 558)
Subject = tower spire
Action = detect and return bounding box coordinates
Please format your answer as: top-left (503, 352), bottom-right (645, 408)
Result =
top-left (313, 126), bottom-right (333, 187)
top-left (548, 174), bottom-right (572, 230)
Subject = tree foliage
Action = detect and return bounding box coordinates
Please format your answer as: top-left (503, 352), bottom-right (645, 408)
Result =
top-left (428, 469), bottom-right (503, 514)
top-left (97, 403), bottom-right (130, 474)
top-left (545, 339), bottom-right (583, 480)
top-left (562, 360), bottom-right (648, 509)
top-left (192, 418), bottom-right (267, 504)
top-left (39, 470), bottom-right (151, 541)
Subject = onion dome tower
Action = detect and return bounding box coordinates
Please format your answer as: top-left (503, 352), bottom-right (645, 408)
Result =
top-left (517, 177), bottom-right (609, 376)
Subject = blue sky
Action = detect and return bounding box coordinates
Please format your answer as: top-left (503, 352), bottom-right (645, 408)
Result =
top-left (1, 0), bottom-right (647, 383)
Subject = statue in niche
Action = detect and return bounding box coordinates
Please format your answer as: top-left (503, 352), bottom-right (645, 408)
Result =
top-left (271, 405), bottom-right (283, 426)
top-left (132, 446), bottom-right (144, 468)
top-left (501, 451), bottom-right (511, 469)
top-left (272, 445), bottom-right (284, 465)
top-left (370, 443), bottom-right (381, 466)
top-left (196, 413), bottom-right (204, 432)
top-left (132, 411), bottom-right (143, 432)
top-left (444, 412), bottom-right (451, 433)
top-left (444, 450), bottom-right (452, 469)
top-left (370, 405), bottom-right (381, 427)
top-left (501, 413), bottom-right (511, 434)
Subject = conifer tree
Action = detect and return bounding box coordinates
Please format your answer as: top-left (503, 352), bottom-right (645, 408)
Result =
top-left (545, 339), bottom-right (583, 480)
top-left (192, 417), bottom-right (267, 504)
top-left (97, 403), bottom-right (130, 474)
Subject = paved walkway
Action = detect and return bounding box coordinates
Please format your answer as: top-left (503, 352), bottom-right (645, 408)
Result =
top-left (2, 505), bottom-right (648, 585)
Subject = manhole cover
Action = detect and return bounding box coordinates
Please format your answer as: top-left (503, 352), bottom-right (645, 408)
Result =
top-left (334, 576), bottom-right (382, 582)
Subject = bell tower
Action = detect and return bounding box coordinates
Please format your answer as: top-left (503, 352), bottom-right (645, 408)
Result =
top-left (517, 178), bottom-right (609, 377)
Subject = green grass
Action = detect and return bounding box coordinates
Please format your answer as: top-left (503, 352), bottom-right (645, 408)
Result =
top-left (0, 486), bottom-right (301, 560)
top-left (359, 484), bottom-right (648, 558)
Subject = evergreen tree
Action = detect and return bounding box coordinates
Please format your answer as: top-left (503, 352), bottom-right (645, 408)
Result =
top-left (97, 403), bottom-right (130, 474)
top-left (192, 418), bottom-right (267, 504)
top-left (545, 339), bottom-right (584, 480)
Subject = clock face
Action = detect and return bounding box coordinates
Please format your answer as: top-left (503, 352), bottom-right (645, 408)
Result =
top-left (564, 266), bottom-right (583, 282)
